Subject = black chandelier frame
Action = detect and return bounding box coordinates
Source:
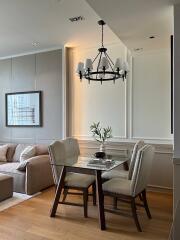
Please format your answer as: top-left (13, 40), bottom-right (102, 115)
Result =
top-left (79, 20), bottom-right (127, 84)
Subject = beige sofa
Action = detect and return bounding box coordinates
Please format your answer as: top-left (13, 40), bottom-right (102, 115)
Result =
top-left (0, 143), bottom-right (54, 195)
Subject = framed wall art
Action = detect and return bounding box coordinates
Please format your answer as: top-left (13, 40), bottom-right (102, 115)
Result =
top-left (5, 91), bottom-right (42, 127)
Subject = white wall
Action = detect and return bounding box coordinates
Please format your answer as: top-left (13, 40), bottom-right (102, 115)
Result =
top-left (69, 42), bottom-right (128, 140)
top-left (69, 45), bottom-right (172, 143)
top-left (132, 49), bottom-right (172, 141)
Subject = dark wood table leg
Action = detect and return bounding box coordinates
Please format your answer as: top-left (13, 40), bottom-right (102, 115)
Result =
top-left (95, 170), bottom-right (106, 230)
top-left (123, 161), bottom-right (129, 171)
top-left (50, 166), bottom-right (66, 217)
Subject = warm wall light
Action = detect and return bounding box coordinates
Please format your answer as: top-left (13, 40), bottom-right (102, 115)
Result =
top-left (76, 20), bottom-right (129, 84)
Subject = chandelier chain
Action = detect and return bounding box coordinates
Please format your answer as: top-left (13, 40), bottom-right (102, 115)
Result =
top-left (101, 24), bottom-right (104, 47)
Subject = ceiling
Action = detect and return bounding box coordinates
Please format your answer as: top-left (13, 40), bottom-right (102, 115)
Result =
top-left (0, 0), bottom-right (180, 58)
top-left (86, 0), bottom-right (180, 52)
top-left (0, 0), bottom-right (119, 58)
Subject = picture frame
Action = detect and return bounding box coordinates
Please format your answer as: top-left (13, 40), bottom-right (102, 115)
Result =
top-left (5, 91), bottom-right (42, 127)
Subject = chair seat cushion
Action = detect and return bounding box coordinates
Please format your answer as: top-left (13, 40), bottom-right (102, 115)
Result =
top-left (102, 178), bottom-right (132, 196)
top-left (65, 173), bottom-right (95, 188)
top-left (102, 169), bottom-right (128, 180)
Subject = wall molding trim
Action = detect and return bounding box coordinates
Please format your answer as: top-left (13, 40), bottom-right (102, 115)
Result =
top-left (0, 46), bottom-right (63, 60)
top-left (147, 185), bottom-right (173, 194)
top-left (173, 158), bottom-right (180, 165)
top-left (62, 47), bottom-right (67, 139)
top-left (130, 49), bottom-right (172, 141)
top-left (77, 139), bottom-right (173, 154)
top-left (74, 135), bottom-right (173, 145)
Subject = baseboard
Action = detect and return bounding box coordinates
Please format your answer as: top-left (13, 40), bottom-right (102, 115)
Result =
top-left (147, 184), bottom-right (173, 194)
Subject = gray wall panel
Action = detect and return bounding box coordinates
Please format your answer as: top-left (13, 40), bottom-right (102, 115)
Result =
top-left (11, 54), bottom-right (35, 91)
top-left (35, 50), bottom-right (63, 141)
top-left (0, 59), bottom-right (12, 141)
top-left (0, 49), bottom-right (63, 144)
top-left (11, 54), bottom-right (36, 140)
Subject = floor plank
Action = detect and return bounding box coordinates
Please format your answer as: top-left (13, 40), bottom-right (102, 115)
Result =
top-left (0, 187), bottom-right (172, 240)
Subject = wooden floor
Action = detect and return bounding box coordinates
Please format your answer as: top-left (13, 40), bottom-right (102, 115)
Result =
top-left (0, 187), bottom-right (172, 240)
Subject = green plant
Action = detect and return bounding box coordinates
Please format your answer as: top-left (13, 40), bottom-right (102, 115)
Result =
top-left (90, 122), bottom-right (112, 143)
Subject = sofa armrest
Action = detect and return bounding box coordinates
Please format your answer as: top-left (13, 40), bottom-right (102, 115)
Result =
top-left (26, 155), bottom-right (54, 195)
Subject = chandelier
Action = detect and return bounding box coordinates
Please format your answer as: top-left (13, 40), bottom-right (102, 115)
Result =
top-left (76, 20), bottom-right (129, 84)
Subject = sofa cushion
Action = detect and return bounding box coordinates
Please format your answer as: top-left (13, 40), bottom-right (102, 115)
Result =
top-left (20, 146), bottom-right (36, 162)
top-left (35, 144), bottom-right (48, 156)
top-left (13, 144), bottom-right (33, 162)
top-left (0, 145), bottom-right (8, 162)
top-left (0, 162), bottom-right (23, 173)
top-left (6, 144), bottom-right (17, 162)
top-left (0, 162), bottom-right (26, 193)
top-left (16, 160), bottom-right (28, 171)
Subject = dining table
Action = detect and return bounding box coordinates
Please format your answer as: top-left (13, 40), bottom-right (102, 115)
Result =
top-left (50, 155), bottom-right (128, 230)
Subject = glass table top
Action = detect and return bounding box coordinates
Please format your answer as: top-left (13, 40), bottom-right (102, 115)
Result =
top-left (50, 155), bottom-right (129, 171)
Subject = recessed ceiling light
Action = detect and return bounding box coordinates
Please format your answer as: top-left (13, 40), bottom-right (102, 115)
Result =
top-left (32, 42), bottom-right (40, 47)
top-left (149, 36), bottom-right (155, 39)
top-left (69, 16), bottom-right (85, 22)
top-left (134, 48), bottom-right (143, 52)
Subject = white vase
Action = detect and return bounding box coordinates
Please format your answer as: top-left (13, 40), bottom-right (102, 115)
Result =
top-left (99, 142), bottom-right (106, 153)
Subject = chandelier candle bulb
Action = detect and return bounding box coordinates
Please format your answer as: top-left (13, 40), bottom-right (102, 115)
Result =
top-left (85, 59), bottom-right (93, 70)
top-left (114, 58), bottom-right (123, 70)
top-left (100, 57), bottom-right (109, 70)
top-left (76, 62), bottom-right (84, 73)
top-left (120, 69), bottom-right (125, 74)
top-left (123, 61), bottom-right (130, 72)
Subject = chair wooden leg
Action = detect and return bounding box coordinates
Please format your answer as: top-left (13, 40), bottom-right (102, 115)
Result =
top-left (62, 188), bottom-right (68, 203)
top-left (131, 198), bottom-right (142, 232)
top-left (92, 183), bottom-right (96, 206)
top-left (139, 193), bottom-right (143, 201)
top-left (142, 189), bottom-right (152, 219)
top-left (50, 166), bottom-right (66, 217)
top-left (83, 189), bottom-right (88, 218)
top-left (113, 197), bottom-right (118, 209)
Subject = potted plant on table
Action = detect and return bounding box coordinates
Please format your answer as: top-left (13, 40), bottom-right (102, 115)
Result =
top-left (90, 122), bottom-right (112, 158)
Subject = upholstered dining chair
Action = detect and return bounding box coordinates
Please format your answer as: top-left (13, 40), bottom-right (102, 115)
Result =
top-left (48, 138), bottom-right (96, 218)
top-left (102, 140), bottom-right (144, 181)
top-left (102, 144), bottom-right (155, 232)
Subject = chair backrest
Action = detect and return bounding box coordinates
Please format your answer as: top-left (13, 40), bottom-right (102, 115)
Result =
top-left (131, 144), bottom-right (155, 197)
top-left (63, 137), bottom-right (80, 159)
top-left (48, 138), bottom-right (80, 185)
top-left (128, 140), bottom-right (144, 180)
